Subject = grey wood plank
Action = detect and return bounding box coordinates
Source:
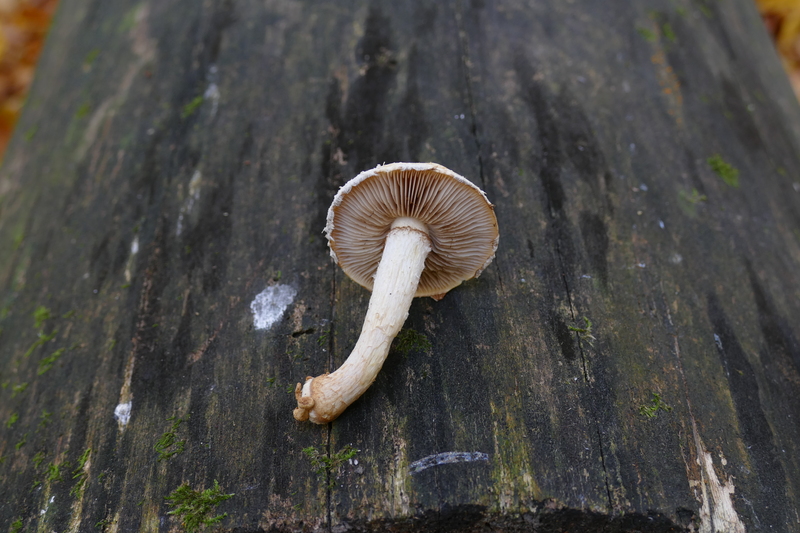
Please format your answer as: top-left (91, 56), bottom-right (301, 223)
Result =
top-left (0, 0), bottom-right (799, 531)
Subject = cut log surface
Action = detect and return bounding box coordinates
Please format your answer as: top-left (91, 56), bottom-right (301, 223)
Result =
top-left (1, 0), bottom-right (800, 531)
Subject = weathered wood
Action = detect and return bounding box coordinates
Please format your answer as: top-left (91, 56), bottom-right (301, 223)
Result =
top-left (1, 0), bottom-right (800, 531)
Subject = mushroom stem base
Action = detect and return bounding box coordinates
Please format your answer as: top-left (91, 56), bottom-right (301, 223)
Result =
top-left (294, 222), bottom-right (431, 423)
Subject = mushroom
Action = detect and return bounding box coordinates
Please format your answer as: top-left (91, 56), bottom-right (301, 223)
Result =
top-left (293, 162), bottom-right (499, 424)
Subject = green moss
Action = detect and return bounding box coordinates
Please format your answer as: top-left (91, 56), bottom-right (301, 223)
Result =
top-left (165, 480), bottom-right (234, 533)
top-left (75, 448), bottom-right (91, 470)
top-left (33, 451), bottom-right (46, 468)
top-left (568, 317), bottom-right (596, 347)
top-left (62, 310), bottom-right (76, 319)
top-left (23, 330), bottom-right (58, 358)
top-left (662, 23), bottom-right (676, 41)
top-left (181, 96), bottom-right (204, 119)
top-left (75, 102), bottom-right (92, 119)
top-left (707, 154), bottom-right (739, 187)
top-left (155, 416), bottom-right (186, 461)
top-left (639, 392), bottom-right (673, 418)
top-left (15, 433), bottom-right (27, 449)
top-left (637, 27), bottom-right (657, 42)
top-left (39, 409), bottom-right (52, 429)
top-left (23, 126), bottom-right (37, 141)
top-left (12, 229), bottom-right (25, 250)
top-left (118, 6), bottom-right (138, 32)
top-left (70, 448), bottom-right (91, 497)
top-left (11, 382), bottom-right (28, 398)
top-left (33, 306), bottom-right (51, 329)
top-left (303, 444), bottom-right (357, 489)
top-left (6, 412), bottom-right (18, 428)
top-left (680, 188), bottom-right (707, 204)
top-left (393, 328), bottom-right (432, 356)
top-left (38, 347), bottom-right (66, 375)
top-left (9, 518), bottom-right (23, 533)
top-left (46, 460), bottom-right (66, 482)
top-left (678, 188), bottom-right (707, 217)
top-left (84, 48), bottom-right (100, 66)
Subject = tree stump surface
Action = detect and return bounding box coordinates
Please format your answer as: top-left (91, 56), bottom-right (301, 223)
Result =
top-left (1, 0), bottom-right (800, 531)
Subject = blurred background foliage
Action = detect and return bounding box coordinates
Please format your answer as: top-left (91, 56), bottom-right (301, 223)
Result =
top-left (0, 0), bottom-right (795, 161)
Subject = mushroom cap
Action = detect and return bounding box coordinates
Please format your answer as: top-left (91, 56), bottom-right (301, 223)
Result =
top-left (325, 162), bottom-right (499, 298)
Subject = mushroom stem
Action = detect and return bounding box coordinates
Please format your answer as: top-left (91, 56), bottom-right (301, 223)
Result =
top-left (294, 217), bottom-right (431, 423)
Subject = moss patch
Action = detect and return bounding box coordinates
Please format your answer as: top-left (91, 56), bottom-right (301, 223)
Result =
top-left (303, 444), bottom-right (357, 489)
top-left (69, 448), bottom-right (91, 497)
top-left (155, 416), bottom-right (187, 461)
top-left (639, 392), bottom-right (673, 418)
top-left (38, 347), bottom-right (66, 375)
top-left (707, 154), bottom-right (739, 187)
top-left (637, 27), bottom-right (656, 42)
top-left (393, 328), bottom-right (432, 356)
top-left (22, 330), bottom-right (58, 359)
top-left (568, 317), bottom-right (596, 347)
top-left (662, 23), bottom-right (676, 41)
top-left (33, 306), bottom-right (51, 329)
top-left (181, 95), bottom-right (204, 119)
top-left (678, 188), bottom-right (707, 217)
top-left (165, 480), bottom-right (234, 533)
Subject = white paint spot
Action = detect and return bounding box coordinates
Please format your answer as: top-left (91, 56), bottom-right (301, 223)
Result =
top-left (409, 451), bottom-right (489, 474)
top-left (670, 253), bottom-right (683, 264)
top-left (125, 236), bottom-right (139, 282)
top-left (629, 143), bottom-right (636, 153)
top-left (659, 220), bottom-right (665, 229)
top-left (639, 183), bottom-right (648, 191)
top-left (176, 170), bottom-right (202, 236)
top-left (793, 182), bottom-right (800, 193)
top-left (204, 83), bottom-right (220, 118)
top-left (114, 402), bottom-right (132, 427)
top-left (251, 284), bottom-right (297, 330)
top-left (714, 333), bottom-right (723, 352)
top-left (637, 262), bottom-right (646, 268)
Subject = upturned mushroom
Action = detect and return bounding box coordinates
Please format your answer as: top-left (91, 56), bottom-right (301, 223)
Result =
top-left (293, 162), bottom-right (499, 423)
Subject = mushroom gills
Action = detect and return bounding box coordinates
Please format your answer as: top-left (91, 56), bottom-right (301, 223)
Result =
top-left (293, 217), bottom-right (431, 424)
